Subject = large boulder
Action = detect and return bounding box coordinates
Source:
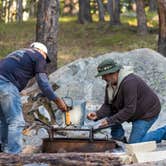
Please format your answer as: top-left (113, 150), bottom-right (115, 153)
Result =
top-left (47, 48), bottom-right (166, 125)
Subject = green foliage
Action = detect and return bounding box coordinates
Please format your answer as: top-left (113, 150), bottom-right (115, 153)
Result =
top-left (146, 11), bottom-right (159, 27)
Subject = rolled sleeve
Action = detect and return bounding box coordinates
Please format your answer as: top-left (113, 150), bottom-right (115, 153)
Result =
top-left (35, 73), bottom-right (57, 101)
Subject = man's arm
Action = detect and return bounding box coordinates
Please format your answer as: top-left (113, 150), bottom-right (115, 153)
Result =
top-left (95, 104), bottom-right (112, 120)
top-left (35, 73), bottom-right (67, 111)
top-left (95, 86), bottom-right (112, 120)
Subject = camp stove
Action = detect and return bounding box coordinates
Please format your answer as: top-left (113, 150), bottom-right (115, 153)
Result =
top-left (27, 94), bottom-right (119, 153)
top-left (33, 113), bottom-right (118, 153)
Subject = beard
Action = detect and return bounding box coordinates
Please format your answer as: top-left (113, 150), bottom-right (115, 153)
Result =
top-left (107, 80), bottom-right (112, 85)
top-left (107, 79), bottom-right (117, 86)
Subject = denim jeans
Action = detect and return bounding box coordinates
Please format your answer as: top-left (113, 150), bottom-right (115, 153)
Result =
top-left (141, 125), bottom-right (166, 143)
top-left (110, 116), bottom-right (161, 143)
top-left (0, 75), bottom-right (25, 154)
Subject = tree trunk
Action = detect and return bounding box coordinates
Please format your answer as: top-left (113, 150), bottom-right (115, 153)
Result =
top-left (83, 0), bottom-right (92, 22)
top-left (29, 0), bottom-right (37, 18)
top-left (36, 0), bottom-right (60, 73)
top-left (5, 0), bottom-right (13, 23)
top-left (157, 0), bottom-right (166, 56)
top-left (1, 0), bottom-right (7, 22)
top-left (78, 0), bottom-right (92, 24)
top-left (0, 1), bottom-right (3, 22)
top-left (136, 0), bottom-right (148, 35)
top-left (107, 0), bottom-right (121, 25)
top-left (96, 0), bottom-right (105, 22)
top-left (149, 0), bottom-right (157, 11)
top-left (16, 0), bottom-right (23, 23)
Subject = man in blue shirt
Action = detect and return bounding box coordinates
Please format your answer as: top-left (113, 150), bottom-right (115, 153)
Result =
top-left (0, 42), bottom-right (67, 154)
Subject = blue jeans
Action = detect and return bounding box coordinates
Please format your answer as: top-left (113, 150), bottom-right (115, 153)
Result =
top-left (110, 116), bottom-right (164, 143)
top-left (0, 76), bottom-right (25, 154)
top-left (141, 125), bottom-right (166, 143)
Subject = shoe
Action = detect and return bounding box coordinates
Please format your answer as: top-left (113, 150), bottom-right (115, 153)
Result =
top-left (113, 136), bottom-right (128, 144)
top-left (121, 136), bottom-right (128, 143)
top-left (0, 144), bottom-right (2, 152)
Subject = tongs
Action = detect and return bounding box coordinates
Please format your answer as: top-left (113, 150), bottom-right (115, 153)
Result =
top-left (92, 124), bottom-right (115, 133)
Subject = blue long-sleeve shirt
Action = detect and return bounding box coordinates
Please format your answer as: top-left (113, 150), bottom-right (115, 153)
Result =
top-left (0, 48), bottom-right (57, 101)
top-left (35, 73), bottom-right (57, 100)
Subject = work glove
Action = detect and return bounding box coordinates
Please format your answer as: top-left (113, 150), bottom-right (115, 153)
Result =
top-left (87, 112), bottom-right (98, 120)
top-left (54, 97), bottom-right (67, 112)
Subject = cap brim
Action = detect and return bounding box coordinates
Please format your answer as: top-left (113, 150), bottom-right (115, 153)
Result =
top-left (95, 66), bottom-right (121, 77)
top-left (46, 56), bottom-right (51, 63)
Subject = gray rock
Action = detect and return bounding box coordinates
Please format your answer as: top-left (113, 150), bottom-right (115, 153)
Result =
top-left (50, 48), bottom-right (166, 129)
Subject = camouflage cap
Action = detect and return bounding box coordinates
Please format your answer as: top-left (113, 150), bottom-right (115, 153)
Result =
top-left (95, 59), bottom-right (121, 77)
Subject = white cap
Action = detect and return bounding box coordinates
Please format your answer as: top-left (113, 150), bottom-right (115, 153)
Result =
top-left (30, 42), bottom-right (48, 54)
top-left (30, 42), bottom-right (51, 63)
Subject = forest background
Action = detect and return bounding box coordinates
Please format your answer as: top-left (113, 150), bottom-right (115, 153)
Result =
top-left (0, 0), bottom-right (165, 71)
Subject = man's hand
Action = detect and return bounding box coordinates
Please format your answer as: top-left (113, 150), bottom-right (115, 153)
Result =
top-left (87, 112), bottom-right (98, 120)
top-left (99, 119), bottom-right (109, 127)
top-left (54, 97), bottom-right (67, 112)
